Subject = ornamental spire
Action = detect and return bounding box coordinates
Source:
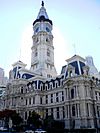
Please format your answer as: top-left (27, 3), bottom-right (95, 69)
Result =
top-left (41, 1), bottom-right (44, 7)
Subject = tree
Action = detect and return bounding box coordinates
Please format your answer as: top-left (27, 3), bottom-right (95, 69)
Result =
top-left (11, 112), bottom-right (23, 126)
top-left (44, 115), bottom-right (65, 132)
top-left (0, 109), bottom-right (23, 127)
top-left (44, 115), bottom-right (54, 129)
top-left (27, 111), bottom-right (42, 129)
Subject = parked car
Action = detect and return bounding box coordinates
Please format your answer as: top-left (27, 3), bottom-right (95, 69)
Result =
top-left (35, 129), bottom-right (46, 133)
top-left (0, 126), bottom-right (8, 131)
top-left (35, 131), bottom-right (46, 133)
top-left (25, 130), bottom-right (34, 133)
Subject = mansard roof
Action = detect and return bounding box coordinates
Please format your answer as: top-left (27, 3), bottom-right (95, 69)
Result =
top-left (66, 54), bottom-right (85, 63)
top-left (12, 60), bottom-right (27, 67)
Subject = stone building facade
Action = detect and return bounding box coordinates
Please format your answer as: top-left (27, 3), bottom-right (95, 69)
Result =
top-left (2, 1), bottom-right (100, 131)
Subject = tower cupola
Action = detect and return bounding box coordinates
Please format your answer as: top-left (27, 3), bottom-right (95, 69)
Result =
top-left (33, 1), bottom-right (52, 34)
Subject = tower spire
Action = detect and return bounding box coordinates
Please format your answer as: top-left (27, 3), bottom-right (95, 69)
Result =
top-left (41, 1), bottom-right (44, 7)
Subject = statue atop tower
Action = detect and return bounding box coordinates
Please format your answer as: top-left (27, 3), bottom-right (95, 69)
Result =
top-left (41, 1), bottom-right (44, 7)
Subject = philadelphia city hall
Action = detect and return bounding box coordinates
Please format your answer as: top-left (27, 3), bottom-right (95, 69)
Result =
top-left (2, 1), bottom-right (100, 132)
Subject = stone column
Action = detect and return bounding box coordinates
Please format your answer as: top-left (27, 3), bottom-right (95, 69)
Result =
top-left (77, 104), bottom-right (80, 117)
top-left (76, 85), bottom-right (79, 98)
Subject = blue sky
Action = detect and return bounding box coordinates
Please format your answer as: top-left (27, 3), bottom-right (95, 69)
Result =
top-left (0, 0), bottom-right (100, 77)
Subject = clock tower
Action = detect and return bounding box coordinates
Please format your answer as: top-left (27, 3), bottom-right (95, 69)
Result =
top-left (31, 1), bottom-right (57, 78)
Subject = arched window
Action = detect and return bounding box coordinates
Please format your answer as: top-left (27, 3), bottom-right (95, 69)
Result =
top-left (45, 84), bottom-right (48, 90)
top-left (50, 83), bottom-right (53, 89)
top-left (40, 84), bottom-right (43, 90)
top-left (46, 27), bottom-right (50, 32)
top-left (20, 86), bottom-right (24, 93)
top-left (71, 88), bottom-right (74, 99)
top-left (46, 38), bottom-right (49, 42)
top-left (35, 27), bottom-right (39, 33)
top-left (55, 81), bottom-right (58, 88)
top-left (69, 70), bottom-right (73, 77)
top-left (21, 88), bottom-right (23, 94)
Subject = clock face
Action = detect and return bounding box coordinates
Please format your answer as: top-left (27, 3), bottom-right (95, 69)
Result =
top-left (35, 27), bottom-right (39, 33)
top-left (46, 27), bottom-right (50, 32)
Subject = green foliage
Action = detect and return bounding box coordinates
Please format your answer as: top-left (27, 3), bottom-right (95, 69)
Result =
top-left (11, 112), bottom-right (23, 125)
top-left (27, 110), bottom-right (42, 128)
top-left (44, 115), bottom-right (54, 129)
top-left (44, 115), bottom-right (64, 130)
top-left (0, 109), bottom-right (23, 126)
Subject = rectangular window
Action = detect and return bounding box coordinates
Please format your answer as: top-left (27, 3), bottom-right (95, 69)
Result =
top-left (46, 95), bottom-right (48, 104)
top-left (76, 104), bottom-right (78, 117)
top-left (33, 97), bottom-right (35, 104)
top-left (56, 93), bottom-right (59, 102)
top-left (86, 103), bottom-right (89, 116)
top-left (40, 97), bottom-right (42, 104)
top-left (51, 108), bottom-right (53, 118)
top-left (57, 107), bottom-right (59, 119)
top-left (62, 106), bottom-right (65, 118)
top-left (46, 109), bottom-right (48, 118)
top-left (62, 91), bottom-right (64, 101)
top-left (50, 84), bottom-right (52, 89)
top-left (29, 98), bottom-right (31, 105)
top-left (51, 94), bottom-right (53, 103)
top-left (29, 111), bottom-right (31, 116)
top-left (55, 82), bottom-right (58, 88)
top-left (71, 88), bottom-right (74, 99)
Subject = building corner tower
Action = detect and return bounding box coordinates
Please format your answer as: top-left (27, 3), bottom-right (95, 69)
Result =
top-left (31, 1), bottom-right (57, 78)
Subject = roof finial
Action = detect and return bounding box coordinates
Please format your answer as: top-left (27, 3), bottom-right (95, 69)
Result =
top-left (41, 1), bottom-right (44, 7)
